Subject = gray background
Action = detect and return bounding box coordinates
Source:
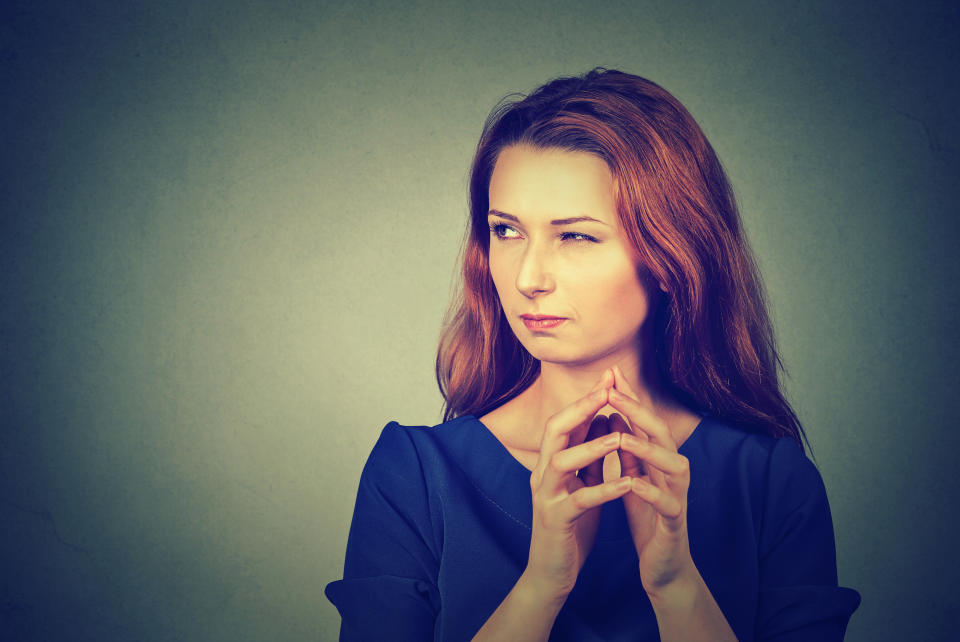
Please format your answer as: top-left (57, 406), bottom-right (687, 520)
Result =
top-left (2, 0), bottom-right (958, 640)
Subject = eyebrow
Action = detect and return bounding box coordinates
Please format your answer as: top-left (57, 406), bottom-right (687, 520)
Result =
top-left (487, 209), bottom-right (609, 226)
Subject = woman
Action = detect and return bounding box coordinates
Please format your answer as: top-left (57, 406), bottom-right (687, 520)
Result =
top-left (326, 69), bottom-right (860, 641)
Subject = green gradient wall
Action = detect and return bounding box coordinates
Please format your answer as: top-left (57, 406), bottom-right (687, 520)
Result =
top-left (2, 1), bottom-right (957, 640)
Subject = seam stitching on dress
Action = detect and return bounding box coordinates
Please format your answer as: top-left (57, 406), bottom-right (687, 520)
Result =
top-left (469, 481), bottom-right (531, 531)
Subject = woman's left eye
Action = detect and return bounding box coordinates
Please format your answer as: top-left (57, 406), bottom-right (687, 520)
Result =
top-left (560, 232), bottom-right (599, 243)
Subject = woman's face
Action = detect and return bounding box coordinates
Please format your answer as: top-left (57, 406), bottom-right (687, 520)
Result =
top-left (487, 145), bottom-right (653, 368)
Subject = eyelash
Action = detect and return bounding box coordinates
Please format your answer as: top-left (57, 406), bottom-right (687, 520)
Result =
top-left (488, 223), bottom-right (599, 244)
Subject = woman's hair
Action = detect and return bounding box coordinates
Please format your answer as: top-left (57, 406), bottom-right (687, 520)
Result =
top-left (436, 68), bottom-right (807, 450)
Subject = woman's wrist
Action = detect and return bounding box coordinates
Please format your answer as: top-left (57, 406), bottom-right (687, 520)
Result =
top-left (471, 572), bottom-right (569, 641)
top-left (644, 567), bottom-right (738, 642)
top-left (515, 570), bottom-right (571, 616)
top-left (643, 562), bottom-right (701, 607)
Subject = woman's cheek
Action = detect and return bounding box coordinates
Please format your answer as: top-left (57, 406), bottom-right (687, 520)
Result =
top-left (592, 261), bottom-right (651, 328)
top-left (488, 257), bottom-right (515, 303)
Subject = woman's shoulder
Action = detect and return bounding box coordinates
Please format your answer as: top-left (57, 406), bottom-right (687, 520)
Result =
top-left (370, 415), bottom-right (484, 455)
top-left (689, 416), bottom-right (830, 534)
top-left (692, 415), bottom-right (804, 456)
top-left (360, 415), bottom-right (495, 483)
top-left (361, 416), bottom-right (530, 514)
top-left (689, 416), bottom-right (819, 488)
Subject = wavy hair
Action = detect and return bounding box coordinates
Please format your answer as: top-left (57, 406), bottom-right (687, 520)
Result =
top-left (436, 68), bottom-right (807, 450)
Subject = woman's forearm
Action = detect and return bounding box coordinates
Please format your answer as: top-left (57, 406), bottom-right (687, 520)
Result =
top-left (648, 569), bottom-right (738, 642)
top-left (471, 573), bottom-right (567, 642)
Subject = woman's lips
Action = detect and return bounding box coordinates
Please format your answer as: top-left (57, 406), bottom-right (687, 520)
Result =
top-left (521, 315), bottom-right (566, 330)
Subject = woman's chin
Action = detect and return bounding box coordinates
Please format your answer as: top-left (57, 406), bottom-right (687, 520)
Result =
top-left (527, 349), bottom-right (610, 369)
top-left (523, 340), bottom-right (638, 371)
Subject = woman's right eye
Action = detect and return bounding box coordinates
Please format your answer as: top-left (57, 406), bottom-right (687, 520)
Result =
top-left (489, 223), bottom-right (521, 240)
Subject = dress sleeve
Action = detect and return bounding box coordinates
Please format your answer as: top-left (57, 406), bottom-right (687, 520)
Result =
top-left (755, 437), bottom-right (861, 641)
top-left (325, 423), bottom-right (441, 641)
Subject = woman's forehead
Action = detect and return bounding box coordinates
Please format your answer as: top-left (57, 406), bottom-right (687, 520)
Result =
top-left (488, 145), bottom-right (618, 226)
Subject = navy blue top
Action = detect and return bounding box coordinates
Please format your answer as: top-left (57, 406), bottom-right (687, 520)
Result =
top-left (326, 415), bottom-right (860, 641)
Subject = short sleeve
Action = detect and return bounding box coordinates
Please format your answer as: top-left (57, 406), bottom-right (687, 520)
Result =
top-left (755, 438), bottom-right (861, 641)
top-left (325, 423), bottom-right (441, 641)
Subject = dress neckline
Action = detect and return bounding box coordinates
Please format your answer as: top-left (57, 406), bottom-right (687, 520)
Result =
top-left (467, 413), bottom-right (708, 476)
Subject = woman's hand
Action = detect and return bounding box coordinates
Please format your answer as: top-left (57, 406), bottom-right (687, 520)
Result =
top-left (606, 365), bottom-right (696, 598)
top-left (524, 372), bottom-right (633, 601)
top-left (473, 372), bottom-right (635, 641)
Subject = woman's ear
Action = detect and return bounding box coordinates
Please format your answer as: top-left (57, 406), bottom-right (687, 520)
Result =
top-left (658, 282), bottom-right (668, 293)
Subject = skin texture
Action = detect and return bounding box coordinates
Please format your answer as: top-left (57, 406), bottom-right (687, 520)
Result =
top-left (473, 146), bottom-right (737, 641)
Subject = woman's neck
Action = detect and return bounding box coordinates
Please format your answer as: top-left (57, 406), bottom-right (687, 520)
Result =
top-left (504, 351), bottom-right (637, 445)
top-left (537, 356), bottom-right (650, 419)
top-left (501, 349), bottom-right (698, 453)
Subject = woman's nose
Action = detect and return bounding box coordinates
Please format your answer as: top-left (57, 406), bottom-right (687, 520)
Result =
top-left (515, 244), bottom-right (555, 298)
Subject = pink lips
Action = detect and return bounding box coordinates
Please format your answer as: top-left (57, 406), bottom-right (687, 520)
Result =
top-left (521, 315), bottom-right (566, 331)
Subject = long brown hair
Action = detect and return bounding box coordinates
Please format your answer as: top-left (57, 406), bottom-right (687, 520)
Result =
top-left (436, 68), bottom-right (807, 450)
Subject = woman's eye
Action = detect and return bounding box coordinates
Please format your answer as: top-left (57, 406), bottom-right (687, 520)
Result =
top-left (489, 223), bottom-right (521, 240)
top-left (560, 231), bottom-right (599, 243)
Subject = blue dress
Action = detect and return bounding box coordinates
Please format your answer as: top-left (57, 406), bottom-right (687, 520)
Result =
top-left (326, 415), bottom-right (860, 641)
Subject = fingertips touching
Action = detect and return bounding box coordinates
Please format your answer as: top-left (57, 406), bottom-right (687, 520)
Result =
top-left (590, 368), bottom-right (614, 394)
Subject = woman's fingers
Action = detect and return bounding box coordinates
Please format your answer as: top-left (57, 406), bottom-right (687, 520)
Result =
top-left (579, 415), bottom-right (612, 486)
top-left (545, 431), bottom-right (621, 493)
top-left (630, 477), bottom-right (684, 527)
top-left (558, 476), bottom-right (633, 522)
top-left (538, 387), bottom-right (608, 459)
top-left (611, 364), bottom-right (639, 397)
top-left (534, 369), bottom-right (618, 493)
top-left (569, 369), bottom-right (615, 445)
top-left (607, 388), bottom-right (676, 451)
top-left (591, 368), bottom-right (614, 394)
top-left (611, 366), bottom-right (676, 448)
top-left (609, 368), bottom-right (680, 491)
top-left (619, 432), bottom-right (690, 486)
top-left (610, 411), bottom-right (665, 489)
top-left (607, 413), bottom-right (645, 478)
top-left (618, 430), bottom-right (689, 527)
